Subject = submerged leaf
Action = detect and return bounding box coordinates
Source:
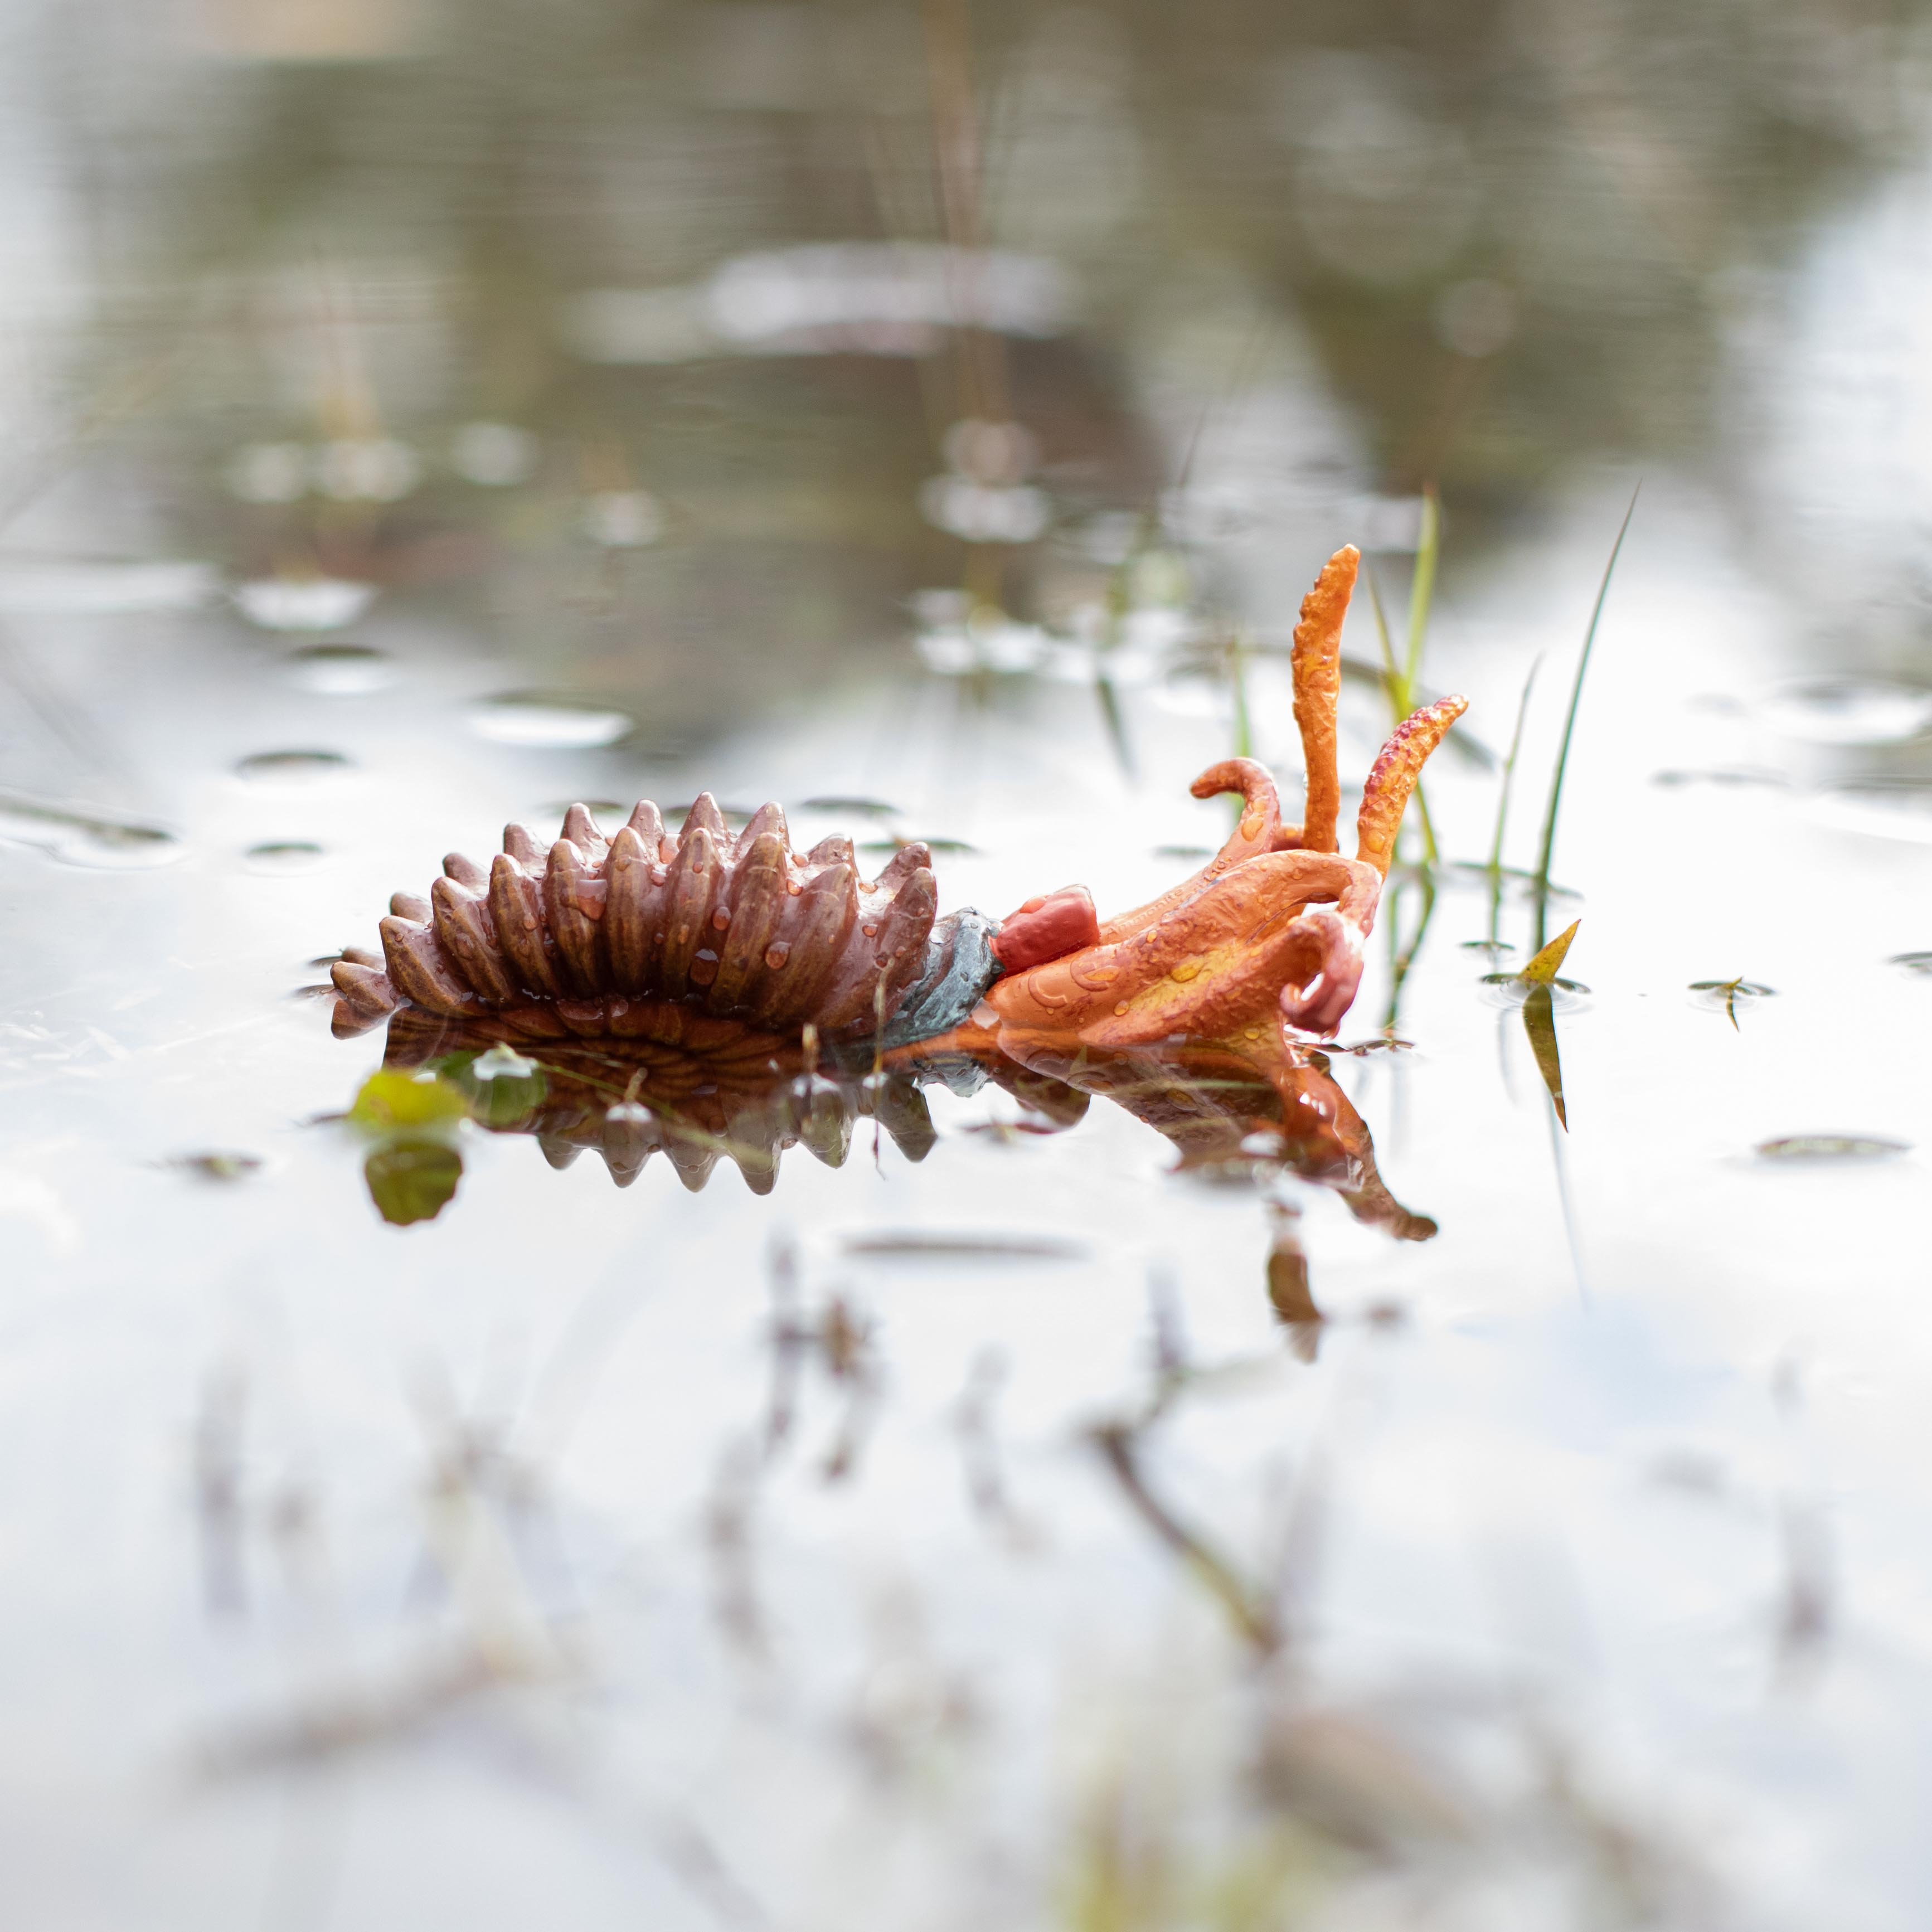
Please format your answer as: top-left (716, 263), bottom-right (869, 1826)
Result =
top-left (1522, 983), bottom-right (1567, 1128)
top-left (1755, 1135), bottom-right (1908, 1162)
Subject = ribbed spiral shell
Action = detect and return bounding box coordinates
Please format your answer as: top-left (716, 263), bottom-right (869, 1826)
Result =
top-left (331, 795), bottom-right (939, 1038)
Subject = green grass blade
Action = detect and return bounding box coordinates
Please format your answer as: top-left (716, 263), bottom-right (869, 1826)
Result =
top-left (1531, 488), bottom-right (1639, 948)
top-left (1487, 652), bottom-right (1543, 941)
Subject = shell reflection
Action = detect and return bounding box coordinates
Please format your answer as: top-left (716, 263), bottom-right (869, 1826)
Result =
top-left (363, 1004), bottom-right (1435, 1302)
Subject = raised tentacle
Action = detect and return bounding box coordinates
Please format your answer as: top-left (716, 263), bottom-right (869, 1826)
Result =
top-left (1292, 545), bottom-right (1356, 853)
top-left (1356, 695), bottom-right (1468, 878)
top-left (1094, 759), bottom-right (1294, 949)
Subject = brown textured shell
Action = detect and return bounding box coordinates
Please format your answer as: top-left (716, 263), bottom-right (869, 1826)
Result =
top-left (329, 794), bottom-right (938, 1039)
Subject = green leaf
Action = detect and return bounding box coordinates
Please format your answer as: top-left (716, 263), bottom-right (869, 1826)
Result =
top-left (349, 1069), bottom-right (470, 1133)
top-left (364, 1139), bottom-right (464, 1225)
top-left (441, 1045), bottom-right (548, 1128)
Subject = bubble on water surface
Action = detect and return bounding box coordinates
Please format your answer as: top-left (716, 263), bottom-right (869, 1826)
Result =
top-left (284, 642), bottom-right (392, 695)
top-left (1755, 1135), bottom-right (1910, 1162)
top-left (0, 560), bottom-right (218, 614)
top-left (234, 577), bottom-right (377, 630)
top-left (235, 750), bottom-right (353, 784)
top-left (0, 793), bottom-right (183, 868)
top-left (469, 693), bottom-right (633, 748)
top-left (161, 1152), bottom-right (264, 1182)
top-left (243, 841), bottom-right (327, 873)
top-left (1759, 678), bottom-right (1932, 744)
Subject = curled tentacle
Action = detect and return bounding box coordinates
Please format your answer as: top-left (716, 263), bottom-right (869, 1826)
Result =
top-left (1356, 695), bottom-right (1468, 877)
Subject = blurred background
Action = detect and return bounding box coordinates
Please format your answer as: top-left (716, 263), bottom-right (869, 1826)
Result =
top-left (11, 3), bottom-right (1932, 1929)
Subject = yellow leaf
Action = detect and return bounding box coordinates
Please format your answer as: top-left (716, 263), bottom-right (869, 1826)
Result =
top-left (1518, 919), bottom-right (1580, 986)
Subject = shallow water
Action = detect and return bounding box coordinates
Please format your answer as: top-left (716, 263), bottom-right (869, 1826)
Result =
top-left (6, 4), bottom-right (1932, 1928)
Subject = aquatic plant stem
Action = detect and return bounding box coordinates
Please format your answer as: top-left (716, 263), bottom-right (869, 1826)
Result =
top-left (1487, 653), bottom-right (1544, 945)
top-left (1402, 485), bottom-right (1439, 699)
top-left (1532, 487), bottom-right (1639, 948)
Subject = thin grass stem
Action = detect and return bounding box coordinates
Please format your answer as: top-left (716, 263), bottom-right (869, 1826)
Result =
top-left (1402, 485), bottom-right (1439, 697)
top-left (1531, 487), bottom-right (1639, 949)
top-left (1488, 652), bottom-right (1545, 944)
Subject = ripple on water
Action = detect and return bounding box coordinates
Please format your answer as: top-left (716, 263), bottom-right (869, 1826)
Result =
top-left (1755, 1134), bottom-right (1910, 1163)
top-left (235, 750), bottom-right (353, 784)
top-left (284, 642), bottom-right (392, 695)
top-left (1760, 677), bottom-right (1932, 745)
top-left (0, 560), bottom-right (218, 614)
top-left (1807, 780), bottom-right (1932, 844)
top-left (232, 577), bottom-right (378, 631)
top-left (0, 793), bottom-right (183, 868)
top-left (469, 693), bottom-right (634, 748)
top-left (244, 841), bottom-right (328, 875)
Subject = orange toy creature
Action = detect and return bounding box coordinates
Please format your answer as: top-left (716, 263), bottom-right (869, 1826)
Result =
top-left (331, 548), bottom-right (1464, 1079)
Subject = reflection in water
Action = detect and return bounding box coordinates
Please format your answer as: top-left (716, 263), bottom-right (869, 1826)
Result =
top-left (359, 997), bottom-right (1435, 1324)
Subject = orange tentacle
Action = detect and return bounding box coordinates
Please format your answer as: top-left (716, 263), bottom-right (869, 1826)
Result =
top-left (1292, 546), bottom-right (1357, 853)
top-left (1355, 695), bottom-right (1468, 878)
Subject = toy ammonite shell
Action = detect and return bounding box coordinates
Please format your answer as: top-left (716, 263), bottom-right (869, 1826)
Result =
top-left (329, 791), bottom-right (1002, 1047)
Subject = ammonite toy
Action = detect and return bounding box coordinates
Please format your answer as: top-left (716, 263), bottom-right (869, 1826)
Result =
top-left (330, 546), bottom-right (1464, 1064)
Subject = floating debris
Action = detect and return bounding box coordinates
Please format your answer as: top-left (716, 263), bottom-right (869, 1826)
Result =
top-left (800, 796), bottom-right (902, 819)
top-left (467, 693), bottom-right (633, 748)
top-left (0, 792), bottom-right (183, 869)
top-left (1759, 678), bottom-right (1932, 745)
top-left (159, 1152), bottom-right (264, 1182)
top-left (244, 841), bottom-right (327, 874)
top-left (1755, 1135), bottom-right (1909, 1163)
top-left (284, 642), bottom-right (392, 695)
top-left (235, 750), bottom-right (352, 784)
top-left (841, 1230), bottom-right (1089, 1261)
top-left (1690, 977), bottom-right (1774, 1028)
